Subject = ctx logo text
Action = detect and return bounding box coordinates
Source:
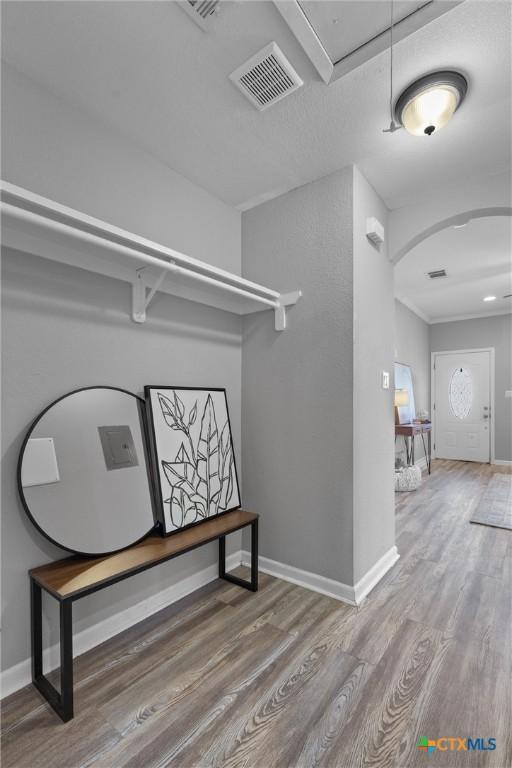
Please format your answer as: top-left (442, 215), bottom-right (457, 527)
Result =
top-left (417, 736), bottom-right (497, 753)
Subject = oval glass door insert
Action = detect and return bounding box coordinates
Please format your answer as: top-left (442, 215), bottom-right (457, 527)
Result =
top-left (449, 367), bottom-right (473, 420)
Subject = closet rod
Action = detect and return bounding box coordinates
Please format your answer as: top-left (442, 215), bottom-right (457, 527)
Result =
top-left (1, 202), bottom-right (280, 309)
top-left (1, 183), bottom-right (280, 301)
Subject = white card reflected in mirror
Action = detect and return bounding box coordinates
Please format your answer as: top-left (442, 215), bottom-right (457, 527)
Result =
top-left (21, 437), bottom-right (60, 487)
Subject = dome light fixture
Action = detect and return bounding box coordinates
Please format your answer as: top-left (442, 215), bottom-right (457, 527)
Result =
top-left (394, 71), bottom-right (468, 137)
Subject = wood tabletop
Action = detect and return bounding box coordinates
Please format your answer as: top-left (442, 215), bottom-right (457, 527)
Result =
top-left (30, 509), bottom-right (258, 600)
top-left (395, 422), bottom-right (432, 435)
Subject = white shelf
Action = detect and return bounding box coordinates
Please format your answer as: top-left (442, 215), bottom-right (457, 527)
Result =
top-left (0, 181), bottom-right (301, 330)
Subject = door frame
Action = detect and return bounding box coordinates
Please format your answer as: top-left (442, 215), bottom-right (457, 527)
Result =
top-left (431, 347), bottom-right (495, 464)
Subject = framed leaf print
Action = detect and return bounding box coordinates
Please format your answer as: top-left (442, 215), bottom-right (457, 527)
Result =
top-left (144, 386), bottom-right (241, 535)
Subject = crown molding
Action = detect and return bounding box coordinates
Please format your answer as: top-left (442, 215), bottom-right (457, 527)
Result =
top-left (430, 309), bottom-right (512, 324)
top-left (395, 295), bottom-right (431, 324)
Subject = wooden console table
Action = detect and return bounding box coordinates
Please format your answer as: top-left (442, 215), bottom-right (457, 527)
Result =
top-left (29, 509), bottom-right (258, 722)
top-left (395, 422), bottom-right (432, 474)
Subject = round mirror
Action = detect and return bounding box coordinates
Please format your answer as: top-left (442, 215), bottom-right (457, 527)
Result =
top-left (18, 387), bottom-right (156, 555)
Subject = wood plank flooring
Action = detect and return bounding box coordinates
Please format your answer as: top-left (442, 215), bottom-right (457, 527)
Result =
top-left (2, 460), bottom-right (511, 768)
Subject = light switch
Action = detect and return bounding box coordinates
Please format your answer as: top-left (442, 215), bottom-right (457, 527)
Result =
top-left (21, 438), bottom-right (60, 487)
top-left (505, 391), bottom-right (512, 399)
top-left (382, 371), bottom-right (390, 389)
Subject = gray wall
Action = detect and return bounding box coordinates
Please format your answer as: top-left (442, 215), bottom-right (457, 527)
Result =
top-left (394, 299), bottom-right (431, 464)
top-left (241, 166), bottom-right (396, 587)
top-left (430, 313), bottom-right (512, 461)
top-left (1, 251), bottom-right (242, 670)
top-left (1, 64), bottom-right (400, 675)
top-left (241, 168), bottom-right (355, 585)
top-left (352, 168), bottom-right (395, 583)
top-left (1, 66), bottom-right (242, 673)
top-left (1, 63), bottom-right (241, 272)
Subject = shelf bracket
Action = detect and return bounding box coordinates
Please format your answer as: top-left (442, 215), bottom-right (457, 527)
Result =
top-left (132, 267), bottom-right (168, 323)
top-left (274, 290), bottom-right (302, 331)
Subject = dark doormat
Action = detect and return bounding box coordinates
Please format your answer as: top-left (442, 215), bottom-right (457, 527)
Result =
top-left (470, 473), bottom-right (512, 530)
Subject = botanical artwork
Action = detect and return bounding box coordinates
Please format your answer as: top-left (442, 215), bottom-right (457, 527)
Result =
top-left (145, 387), bottom-right (241, 534)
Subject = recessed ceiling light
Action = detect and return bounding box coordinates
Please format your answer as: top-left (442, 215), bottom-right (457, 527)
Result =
top-left (483, 296), bottom-right (497, 302)
top-left (395, 71), bottom-right (468, 137)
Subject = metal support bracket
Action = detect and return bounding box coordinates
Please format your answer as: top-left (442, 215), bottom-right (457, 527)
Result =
top-left (132, 266), bottom-right (300, 330)
top-left (132, 267), bottom-right (168, 323)
top-left (219, 518), bottom-right (258, 592)
top-left (274, 290), bottom-right (302, 332)
top-left (31, 579), bottom-right (74, 722)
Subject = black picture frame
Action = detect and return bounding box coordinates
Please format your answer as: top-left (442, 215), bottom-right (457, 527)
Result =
top-left (144, 386), bottom-right (242, 536)
top-left (17, 385), bottom-right (157, 557)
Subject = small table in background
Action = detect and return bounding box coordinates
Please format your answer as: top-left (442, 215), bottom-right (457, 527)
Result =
top-left (395, 422), bottom-right (432, 474)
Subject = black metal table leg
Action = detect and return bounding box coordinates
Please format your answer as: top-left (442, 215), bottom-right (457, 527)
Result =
top-left (31, 578), bottom-right (43, 681)
top-left (31, 577), bottom-right (74, 722)
top-left (218, 523), bottom-right (258, 592)
top-left (403, 435), bottom-right (410, 465)
top-left (420, 431), bottom-right (431, 474)
top-left (218, 535), bottom-right (226, 579)
top-left (60, 599), bottom-right (74, 721)
top-left (250, 518), bottom-right (258, 592)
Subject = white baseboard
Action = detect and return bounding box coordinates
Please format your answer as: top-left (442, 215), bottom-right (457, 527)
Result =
top-left (492, 459), bottom-right (512, 466)
top-left (241, 551), bottom-right (357, 605)
top-left (241, 545), bottom-right (399, 608)
top-left (0, 551), bottom-right (242, 699)
top-left (353, 546), bottom-right (400, 604)
top-left (2, 544), bottom-right (401, 699)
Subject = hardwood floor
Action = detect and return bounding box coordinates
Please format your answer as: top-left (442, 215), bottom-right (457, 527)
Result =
top-left (2, 460), bottom-right (511, 768)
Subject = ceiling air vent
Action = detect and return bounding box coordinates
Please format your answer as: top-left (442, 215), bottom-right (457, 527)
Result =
top-left (426, 269), bottom-right (447, 279)
top-left (179, 0), bottom-right (220, 31)
top-left (229, 42), bottom-right (303, 111)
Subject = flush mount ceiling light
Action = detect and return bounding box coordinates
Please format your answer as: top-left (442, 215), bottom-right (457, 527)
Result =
top-left (394, 71), bottom-right (468, 136)
top-left (483, 296), bottom-right (497, 302)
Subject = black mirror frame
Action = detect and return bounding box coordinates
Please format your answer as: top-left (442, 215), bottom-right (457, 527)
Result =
top-left (17, 385), bottom-right (158, 557)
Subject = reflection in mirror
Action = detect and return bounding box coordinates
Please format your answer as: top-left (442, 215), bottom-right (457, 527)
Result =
top-left (19, 387), bottom-right (155, 555)
top-left (394, 363), bottom-right (416, 424)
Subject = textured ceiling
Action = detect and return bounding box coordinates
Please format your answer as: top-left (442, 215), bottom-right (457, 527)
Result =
top-left (395, 216), bottom-right (512, 322)
top-left (1, 0), bottom-right (511, 210)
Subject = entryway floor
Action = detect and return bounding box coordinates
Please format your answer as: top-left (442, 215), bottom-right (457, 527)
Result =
top-left (2, 460), bottom-right (511, 768)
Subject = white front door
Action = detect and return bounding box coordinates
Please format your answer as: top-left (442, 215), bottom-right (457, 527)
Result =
top-left (433, 350), bottom-right (492, 462)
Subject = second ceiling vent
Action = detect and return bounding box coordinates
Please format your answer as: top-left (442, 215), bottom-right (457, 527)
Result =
top-left (179, 1), bottom-right (220, 31)
top-left (229, 42), bottom-right (303, 111)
